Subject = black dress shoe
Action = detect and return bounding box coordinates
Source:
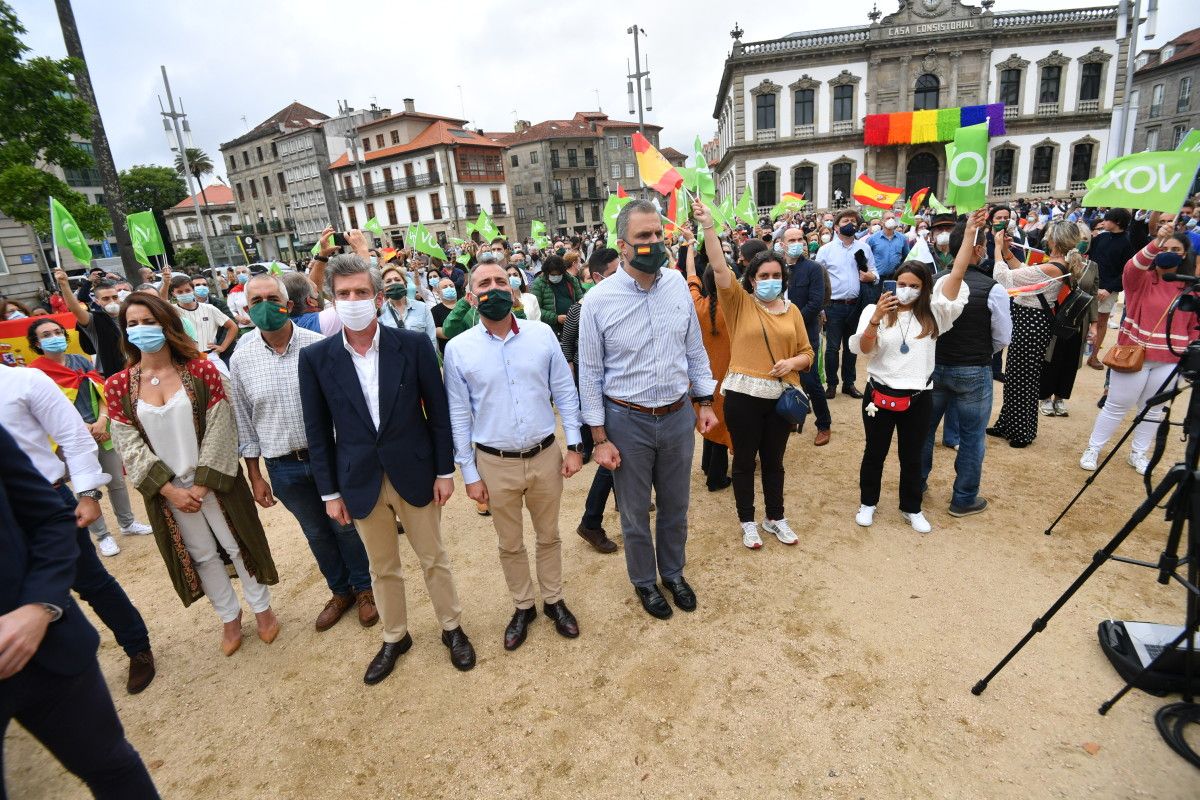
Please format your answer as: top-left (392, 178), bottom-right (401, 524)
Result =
top-left (635, 585), bottom-right (673, 619)
top-left (706, 475), bottom-right (733, 492)
top-left (662, 577), bottom-right (697, 612)
top-left (985, 426), bottom-right (1007, 439)
top-left (504, 607), bottom-right (537, 651)
top-left (824, 385), bottom-right (837, 400)
top-left (543, 600), bottom-right (579, 639)
top-left (842, 385), bottom-right (864, 400)
top-left (364, 634), bottom-right (412, 685)
top-left (441, 627), bottom-right (476, 671)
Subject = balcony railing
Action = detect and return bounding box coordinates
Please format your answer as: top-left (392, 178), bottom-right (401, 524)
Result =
top-left (793, 123), bottom-right (815, 138)
top-left (465, 204), bottom-right (481, 216)
top-left (1077, 99), bottom-right (1100, 112)
top-left (585, 157), bottom-right (597, 167)
top-left (1149, 104), bottom-right (1162, 119)
top-left (1003, 105), bottom-right (1019, 120)
top-left (831, 120), bottom-right (855, 135)
top-left (1068, 180), bottom-right (1087, 193)
top-left (993, 7), bottom-right (1116, 28)
top-left (269, 219), bottom-right (282, 232)
top-left (991, 185), bottom-right (1014, 198)
top-left (255, 221), bottom-right (268, 234)
top-left (1037, 102), bottom-right (1059, 116)
top-left (1029, 182), bottom-right (1052, 195)
top-left (336, 170), bottom-right (441, 201)
top-left (755, 128), bottom-right (777, 142)
top-left (491, 203), bottom-right (507, 215)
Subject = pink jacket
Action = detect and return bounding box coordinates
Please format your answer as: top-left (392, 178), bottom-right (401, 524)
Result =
top-left (1118, 240), bottom-right (1197, 363)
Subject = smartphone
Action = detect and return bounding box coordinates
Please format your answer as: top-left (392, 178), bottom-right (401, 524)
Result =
top-left (882, 280), bottom-right (897, 295)
top-left (331, 231), bottom-right (348, 248)
top-left (974, 227), bottom-right (986, 246)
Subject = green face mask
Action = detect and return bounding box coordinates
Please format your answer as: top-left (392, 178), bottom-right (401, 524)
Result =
top-left (475, 288), bottom-right (514, 321)
top-left (626, 241), bottom-right (669, 274)
top-left (384, 283), bottom-right (407, 300)
top-left (248, 300), bottom-right (290, 332)
top-left (992, 222), bottom-right (1008, 233)
top-left (1075, 241), bottom-right (1089, 255)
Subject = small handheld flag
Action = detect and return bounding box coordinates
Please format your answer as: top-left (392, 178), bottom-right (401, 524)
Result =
top-left (50, 197), bottom-right (91, 267)
top-left (631, 132), bottom-right (684, 195)
top-left (852, 174), bottom-right (903, 209)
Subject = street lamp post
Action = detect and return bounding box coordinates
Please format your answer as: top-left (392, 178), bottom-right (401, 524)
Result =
top-left (625, 25), bottom-right (653, 136)
top-left (159, 65), bottom-right (221, 299)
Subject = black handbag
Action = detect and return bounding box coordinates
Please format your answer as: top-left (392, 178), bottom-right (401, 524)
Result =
top-left (757, 315), bottom-right (811, 426)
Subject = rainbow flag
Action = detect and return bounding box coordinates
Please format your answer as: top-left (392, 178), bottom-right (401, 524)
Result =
top-left (632, 133), bottom-right (683, 195)
top-left (864, 104), bottom-right (1006, 146)
top-left (1006, 275), bottom-right (1067, 297)
top-left (852, 174), bottom-right (903, 209)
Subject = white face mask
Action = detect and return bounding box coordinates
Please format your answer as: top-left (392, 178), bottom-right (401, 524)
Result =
top-left (820, 234), bottom-right (832, 244)
top-left (884, 218), bottom-right (897, 230)
top-left (335, 298), bottom-right (377, 331)
top-left (116, 290), bottom-right (131, 302)
top-left (894, 286), bottom-right (921, 305)
top-left (935, 232), bottom-right (951, 247)
top-left (870, 224), bottom-right (881, 234)
top-left (103, 302), bottom-right (121, 316)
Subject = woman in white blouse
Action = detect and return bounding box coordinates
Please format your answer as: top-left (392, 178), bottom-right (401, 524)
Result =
top-left (849, 209), bottom-right (974, 534)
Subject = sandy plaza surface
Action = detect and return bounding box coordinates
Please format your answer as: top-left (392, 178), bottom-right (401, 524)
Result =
top-left (5, 365), bottom-right (1198, 799)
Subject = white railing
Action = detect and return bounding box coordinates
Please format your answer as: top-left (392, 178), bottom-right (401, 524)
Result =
top-left (832, 120), bottom-right (855, 135)
top-left (755, 128), bottom-right (777, 142)
top-left (1069, 181), bottom-right (1087, 192)
top-left (1077, 99), bottom-right (1101, 112)
top-left (1004, 106), bottom-right (1019, 120)
top-left (993, 8), bottom-right (1116, 28)
top-left (739, 28), bottom-right (869, 55)
top-left (1036, 102), bottom-right (1059, 116)
top-left (793, 124), bottom-right (815, 138)
top-left (1029, 183), bottom-right (1052, 195)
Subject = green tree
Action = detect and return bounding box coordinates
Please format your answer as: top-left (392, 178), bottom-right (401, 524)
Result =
top-left (120, 165), bottom-right (187, 212)
top-left (174, 245), bottom-right (208, 268)
top-left (0, 1), bottom-right (106, 238)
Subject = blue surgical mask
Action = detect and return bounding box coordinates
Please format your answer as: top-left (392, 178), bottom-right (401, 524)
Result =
top-left (441, 286), bottom-right (458, 301)
top-left (548, 274), bottom-right (563, 284)
top-left (126, 325), bottom-right (166, 353)
top-left (175, 292), bottom-right (195, 305)
top-left (509, 276), bottom-right (523, 292)
top-left (194, 285), bottom-right (210, 298)
top-left (370, 256), bottom-right (378, 267)
top-left (406, 283), bottom-right (417, 301)
top-left (237, 274), bottom-right (248, 284)
top-left (755, 278), bottom-right (783, 301)
top-left (786, 242), bottom-right (805, 259)
top-left (823, 220), bottom-right (834, 229)
top-left (40, 335), bottom-right (68, 354)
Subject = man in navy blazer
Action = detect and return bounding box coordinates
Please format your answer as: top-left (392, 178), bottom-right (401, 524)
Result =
top-left (299, 250), bottom-right (475, 685)
top-left (0, 424), bottom-right (158, 799)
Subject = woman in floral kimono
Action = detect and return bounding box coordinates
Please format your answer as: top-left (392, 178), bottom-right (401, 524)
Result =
top-left (104, 293), bottom-right (279, 656)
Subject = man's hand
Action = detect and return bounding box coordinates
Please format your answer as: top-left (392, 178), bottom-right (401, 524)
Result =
top-left (345, 229), bottom-right (370, 258)
top-left (691, 199), bottom-right (713, 229)
top-left (75, 497), bottom-right (101, 528)
top-left (557, 314), bottom-right (567, 325)
top-left (1097, 289), bottom-right (1111, 302)
top-left (0, 605), bottom-right (53, 680)
top-left (318, 226), bottom-right (337, 258)
top-left (696, 405), bottom-right (718, 434)
top-left (966, 207), bottom-right (988, 233)
top-left (250, 476), bottom-right (276, 508)
top-left (561, 450), bottom-right (583, 478)
top-left (86, 418), bottom-right (109, 442)
top-left (465, 480), bottom-right (489, 504)
top-left (860, 270), bottom-right (878, 283)
top-left (593, 440), bottom-right (621, 471)
top-left (326, 497), bottom-right (351, 526)
top-left (433, 477), bottom-right (454, 505)
top-left (53, 268), bottom-right (70, 288)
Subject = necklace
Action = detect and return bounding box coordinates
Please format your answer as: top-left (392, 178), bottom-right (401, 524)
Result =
top-left (898, 310), bottom-right (915, 355)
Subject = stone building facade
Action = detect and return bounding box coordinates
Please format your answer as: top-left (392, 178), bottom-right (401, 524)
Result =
top-left (1132, 26), bottom-right (1200, 155)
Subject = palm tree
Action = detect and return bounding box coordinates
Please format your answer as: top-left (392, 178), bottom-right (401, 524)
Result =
top-left (174, 148), bottom-right (218, 236)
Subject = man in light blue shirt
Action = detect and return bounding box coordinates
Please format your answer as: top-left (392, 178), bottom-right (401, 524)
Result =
top-left (815, 208), bottom-right (877, 399)
top-left (443, 262), bottom-right (584, 651)
top-left (866, 215), bottom-right (911, 280)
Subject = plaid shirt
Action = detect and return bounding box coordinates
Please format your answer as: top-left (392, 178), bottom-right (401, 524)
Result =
top-left (229, 324), bottom-right (325, 458)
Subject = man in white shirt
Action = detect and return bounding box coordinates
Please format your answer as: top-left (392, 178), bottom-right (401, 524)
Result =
top-left (815, 208), bottom-right (878, 400)
top-left (0, 365), bottom-right (155, 695)
top-left (444, 262), bottom-right (584, 651)
top-left (162, 271), bottom-right (239, 355)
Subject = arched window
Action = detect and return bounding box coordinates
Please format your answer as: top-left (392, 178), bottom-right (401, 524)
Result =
top-left (792, 165), bottom-right (814, 199)
top-left (1069, 143), bottom-right (1093, 183)
top-left (1031, 145), bottom-right (1055, 186)
top-left (756, 169), bottom-right (778, 207)
top-left (914, 73), bottom-right (940, 110)
top-left (831, 162), bottom-right (853, 207)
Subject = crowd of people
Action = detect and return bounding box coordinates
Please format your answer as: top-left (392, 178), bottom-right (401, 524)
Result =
top-left (3, 189), bottom-right (1200, 797)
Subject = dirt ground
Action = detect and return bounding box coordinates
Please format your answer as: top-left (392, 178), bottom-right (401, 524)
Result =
top-left (6, 364), bottom-right (1199, 799)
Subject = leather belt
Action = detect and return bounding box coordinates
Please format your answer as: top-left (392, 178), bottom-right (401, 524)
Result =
top-left (831, 297), bottom-right (859, 304)
top-left (267, 448), bottom-right (309, 462)
top-left (477, 434), bottom-right (555, 460)
top-left (605, 395), bottom-right (686, 416)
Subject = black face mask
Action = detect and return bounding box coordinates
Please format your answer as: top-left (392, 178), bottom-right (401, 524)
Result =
top-left (626, 241), bottom-right (668, 274)
top-left (838, 223), bottom-right (858, 238)
top-left (475, 289), bottom-right (514, 321)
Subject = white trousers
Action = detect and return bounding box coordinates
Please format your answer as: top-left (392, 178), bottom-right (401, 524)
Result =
top-left (168, 491), bottom-right (271, 623)
top-left (1087, 360), bottom-right (1177, 454)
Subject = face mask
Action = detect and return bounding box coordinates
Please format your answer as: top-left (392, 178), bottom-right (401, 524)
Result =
top-left (475, 289), bottom-right (514, 321)
top-left (786, 242), bottom-right (805, 259)
top-left (992, 222), bottom-right (1007, 233)
top-left (894, 286), bottom-right (921, 305)
top-left (369, 256), bottom-right (378, 267)
top-left (936, 232), bottom-right (951, 247)
top-left (917, 228), bottom-right (928, 237)
top-left (104, 302), bottom-right (121, 316)
top-left (441, 286), bottom-right (458, 301)
top-left (406, 283), bottom-right (417, 301)
top-left (1154, 252), bottom-right (1184, 270)
top-left (384, 284), bottom-right (408, 300)
top-left (823, 220), bottom-right (834, 229)
top-left (428, 276), bottom-right (439, 288)
top-left (126, 325), bottom-right (166, 353)
top-left (870, 224), bottom-right (881, 234)
top-left (773, 243), bottom-right (784, 254)
top-left (754, 278), bottom-right (783, 301)
top-left (808, 241), bottom-right (819, 253)
top-left (237, 274), bottom-right (249, 284)
top-left (335, 298), bottom-right (377, 331)
top-left (838, 223), bottom-right (857, 238)
top-left (116, 290), bottom-right (131, 302)
top-left (627, 241), bottom-right (669, 274)
top-left (508, 276), bottom-right (523, 292)
top-left (547, 273), bottom-right (563, 284)
top-left (555, 248), bottom-right (566, 256)
top-left (820, 234), bottom-right (832, 244)
top-left (884, 219), bottom-right (897, 230)
top-left (175, 292), bottom-right (195, 305)
top-left (194, 286), bottom-right (210, 299)
top-left (40, 335), bottom-right (68, 354)
top-left (1075, 241), bottom-right (1089, 255)
top-left (248, 301), bottom-right (290, 332)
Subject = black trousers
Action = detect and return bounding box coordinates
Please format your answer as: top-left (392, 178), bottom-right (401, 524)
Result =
top-left (724, 390), bottom-right (790, 523)
top-left (0, 660), bottom-right (159, 799)
top-left (859, 387), bottom-right (933, 513)
top-left (700, 439), bottom-right (729, 488)
top-left (1039, 332), bottom-right (1084, 400)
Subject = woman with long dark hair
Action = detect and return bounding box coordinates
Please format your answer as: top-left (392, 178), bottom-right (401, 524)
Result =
top-left (850, 211), bottom-right (973, 534)
top-left (104, 293), bottom-right (279, 656)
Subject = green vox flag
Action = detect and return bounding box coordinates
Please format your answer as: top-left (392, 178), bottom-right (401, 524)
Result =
top-left (50, 197), bottom-right (92, 266)
top-left (713, 197), bottom-right (735, 231)
top-left (408, 222), bottom-right (447, 261)
top-left (692, 136), bottom-right (716, 203)
top-left (472, 208), bottom-right (502, 242)
top-left (603, 193), bottom-right (632, 249)
top-left (363, 217), bottom-right (384, 237)
top-left (734, 186), bottom-right (757, 224)
top-left (1176, 129), bottom-right (1200, 154)
top-left (943, 122), bottom-right (989, 213)
top-left (1082, 150), bottom-right (1200, 213)
top-left (927, 193), bottom-right (951, 214)
top-left (530, 220), bottom-right (550, 250)
top-left (126, 211), bottom-right (165, 257)
top-left (862, 206), bottom-right (884, 221)
top-left (132, 239), bottom-right (151, 268)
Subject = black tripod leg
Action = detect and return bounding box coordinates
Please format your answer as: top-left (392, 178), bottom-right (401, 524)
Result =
top-left (973, 468), bottom-right (1184, 696)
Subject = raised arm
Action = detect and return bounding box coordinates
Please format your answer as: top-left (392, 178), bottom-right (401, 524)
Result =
top-left (692, 199), bottom-right (732, 289)
top-left (54, 268), bottom-right (91, 327)
top-left (942, 208), bottom-right (983, 300)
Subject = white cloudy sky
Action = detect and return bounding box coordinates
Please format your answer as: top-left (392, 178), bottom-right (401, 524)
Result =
top-left (11, 0), bottom-right (1193, 182)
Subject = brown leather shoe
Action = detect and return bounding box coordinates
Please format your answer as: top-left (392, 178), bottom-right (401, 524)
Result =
top-left (356, 590), bottom-right (380, 627)
top-left (127, 650), bottom-right (155, 694)
top-left (315, 593), bottom-right (355, 632)
top-left (814, 429), bottom-right (831, 447)
top-left (577, 523), bottom-right (618, 554)
top-left (1087, 355), bottom-right (1105, 370)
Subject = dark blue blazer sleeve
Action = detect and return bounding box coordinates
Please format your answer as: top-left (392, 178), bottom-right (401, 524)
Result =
top-left (298, 344), bottom-right (339, 497)
top-left (414, 333), bottom-right (454, 475)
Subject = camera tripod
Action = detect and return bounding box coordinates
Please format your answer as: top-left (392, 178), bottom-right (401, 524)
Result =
top-left (972, 336), bottom-right (1200, 767)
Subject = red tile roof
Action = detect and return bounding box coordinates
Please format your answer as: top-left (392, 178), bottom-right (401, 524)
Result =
top-left (328, 120), bottom-right (502, 169)
top-left (659, 146), bottom-right (686, 165)
top-left (170, 184), bottom-right (235, 209)
top-left (497, 112), bottom-right (661, 148)
top-left (1136, 26), bottom-right (1200, 75)
top-left (357, 109), bottom-right (469, 131)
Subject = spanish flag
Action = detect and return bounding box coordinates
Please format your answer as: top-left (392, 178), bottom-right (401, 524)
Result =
top-left (632, 132), bottom-right (683, 195)
top-left (852, 174), bottom-right (903, 209)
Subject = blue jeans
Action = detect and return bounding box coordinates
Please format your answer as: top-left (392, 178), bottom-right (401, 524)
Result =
top-left (921, 365), bottom-right (993, 508)
top-left (55, 484), bottom-right (150, 659)
top-left (942, 403), bottom-right (960, 447)
top-left (265, 457), bottom-right (372, 595)
top-left (823, 301), bottom-right (861, 389)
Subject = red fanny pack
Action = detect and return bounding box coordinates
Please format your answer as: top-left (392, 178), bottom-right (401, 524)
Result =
top-left (871, 386), bottom-right (913, 412)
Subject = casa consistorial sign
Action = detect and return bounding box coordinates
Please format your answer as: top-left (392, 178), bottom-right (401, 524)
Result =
top-left (887, 18), bottom-right (978, 36)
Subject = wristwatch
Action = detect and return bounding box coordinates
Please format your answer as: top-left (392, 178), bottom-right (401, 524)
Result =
top-left (567, 443), bottom-right (584, 453)
top-left (78, 489), bottom-right (104, 501)
top-left (693, 395), bottom-right (714, 407)
top-left (313, 255), bottom-right (329, 263)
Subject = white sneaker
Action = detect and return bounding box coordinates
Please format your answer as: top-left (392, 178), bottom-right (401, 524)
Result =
top-left (120, 521), bottom-right (153, 535)
top-left (1080, 446), bottom-right (1100, 471)
top-left (1128, 450), bottom-right (1150, 475)
top-left (903, 511), bottom-right (933, 534)
top-left (740, 521), bottom-right (763, 549)
top-left (762, 518), bottom-right (798, 545)
top-left (1054, 399), bottom-right (1069, 417)
top-left (96, 535), bottom-right (120, 557)
top-left (855, 505), bottom-right (876, 527)
top-left (1039, 399), bottom-right (1055, 416)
